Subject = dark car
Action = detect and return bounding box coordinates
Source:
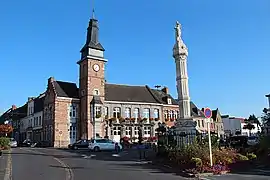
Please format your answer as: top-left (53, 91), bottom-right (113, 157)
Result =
top-left (68, 139), bottom-right (89, 150)
top-left (21, 139), bottom-right (32, 147)
top-left (230, 135), bottom-right (248, 148)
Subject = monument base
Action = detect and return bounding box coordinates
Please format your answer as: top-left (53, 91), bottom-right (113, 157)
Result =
top-left (174, 118), bottom-right (197, 146)
top-left (175, 118), bottom-right (197, 134)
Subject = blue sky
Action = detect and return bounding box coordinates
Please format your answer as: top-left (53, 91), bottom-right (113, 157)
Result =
top-left (0, 0), bottom-right (269, 118)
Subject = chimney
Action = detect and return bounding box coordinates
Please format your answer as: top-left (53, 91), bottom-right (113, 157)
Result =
top-left (28, 97), bottom-right (35, 102)
top-left (266, 94), bottom-right (270, 108)
top-left (11, 105), bottom-right (17, 110)
top-left (49, 77), bottom-right (55, 83)
top-left (161, 87), bottom-right (169, 94)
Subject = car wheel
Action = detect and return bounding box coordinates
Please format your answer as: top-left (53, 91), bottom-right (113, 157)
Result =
top-left (93, 146), bottom-right (100, 152)
top-left (74, 146), bottom-right (78, 150)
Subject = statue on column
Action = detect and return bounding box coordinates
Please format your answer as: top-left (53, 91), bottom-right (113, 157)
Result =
top-left (175, 21), bottom-right (181, 41)
top-left (173, 21), bottom-right (188, 56)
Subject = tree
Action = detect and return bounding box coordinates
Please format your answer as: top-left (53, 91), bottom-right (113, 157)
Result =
top-left (0, 124), bottom-right (13, 136)
top-left (262, 108), bottom-right (270, 125)
top-left (243, 123), bottom-right (255, 136)
top-left (247, 114), bottom-right (261, 129)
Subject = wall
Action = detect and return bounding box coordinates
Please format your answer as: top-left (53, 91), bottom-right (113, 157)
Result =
top-left (222, 117), bottom-right (241, 135)
top-left (54, 97), bottom-right (80, 147)
top-left (241, 123), bottom-right (261, 136)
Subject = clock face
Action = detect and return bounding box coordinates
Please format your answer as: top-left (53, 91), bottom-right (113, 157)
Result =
top-left (93, 64), bottom-right (100, 72)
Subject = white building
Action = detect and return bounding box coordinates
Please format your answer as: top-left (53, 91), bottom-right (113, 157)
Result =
top-left (222, 115), bottom-right (241, 136)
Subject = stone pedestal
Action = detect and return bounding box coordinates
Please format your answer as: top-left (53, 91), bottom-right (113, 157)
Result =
top-left (174, 118), bottom-right (197, 146)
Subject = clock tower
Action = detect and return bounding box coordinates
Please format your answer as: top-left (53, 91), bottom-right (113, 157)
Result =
top-left (77, 13), bottom-right (107, 139)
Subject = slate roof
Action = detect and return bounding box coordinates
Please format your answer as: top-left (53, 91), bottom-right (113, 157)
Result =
top-left (0, 104), bottom-right (28, 123)
top-left (104, 84), bottom-right (158, 103)
top-left (53, 81), bottom-right (79, 98)
top-left (34, 95), bottom-right (45, 113)
top-left (12, 104), bottom-right (27, 119)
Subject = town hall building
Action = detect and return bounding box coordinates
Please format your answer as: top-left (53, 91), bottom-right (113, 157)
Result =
top-left (1, 13), bottom-right (214, 147)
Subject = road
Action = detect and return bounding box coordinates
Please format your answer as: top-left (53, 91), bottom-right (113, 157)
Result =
top-left (0, 148), bottom-right (192, 180)
top-left (1, 148), bottom-right (270, 180)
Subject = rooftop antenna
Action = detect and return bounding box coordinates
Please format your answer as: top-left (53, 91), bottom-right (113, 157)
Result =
top-left (154, 85), bottom-right (161, 89)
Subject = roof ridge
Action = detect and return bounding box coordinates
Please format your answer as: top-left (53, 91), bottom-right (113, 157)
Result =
top-left (56, 80), bottom-right (77, 85)
top-left (145, 86), bottom-right (162, 104)
top-left (105, 83), bottom-right (145, 88)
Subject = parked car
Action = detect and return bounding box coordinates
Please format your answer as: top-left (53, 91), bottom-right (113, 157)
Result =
top-left (68, 139), bottom-right (89, 150)
top-left (10, 138), bottom-right (17, 148)
top-left (230, 135), bottom-right (248, 148)
top-left (21, 139), bottom-right (32, 147)
top-left (247, 136), bottom-right (259, 146)
top-left (88, 138), bottom-right (122, 152)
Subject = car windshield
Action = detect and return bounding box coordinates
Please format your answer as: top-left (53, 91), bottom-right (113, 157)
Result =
top-left (248, 136), bottom-right (258, 140)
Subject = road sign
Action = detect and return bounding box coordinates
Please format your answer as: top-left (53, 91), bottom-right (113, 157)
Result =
top-left (204, 107), bottom-right (213, 167)
top-left (204, 108), bottom-right (212, 118)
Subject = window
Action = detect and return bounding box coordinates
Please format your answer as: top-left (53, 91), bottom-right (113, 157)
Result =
top-left (144, 126), bottom-right (151, 135)
top-left (134, 126), bottom-right (139, 135)
top-left (202, 120), bottom-right (204, 128)
top-left (197, 120), bottom-right (201, 127)
top-left (39, 116), bottom-right (41, 126)
top-left (95, 106), bottom-right (102, 117)
top-left (169, 111), bottom-right (174, 119)
top-left (125, 127), bottom-right (132, 136)
top-left (154, 109), bottom-right (159, 119)
top-left (83, 64), bottom-right (86, 75)
top-left (113, 107), bottom-right (121, 118)
top-left (133, 108), bottom-right (139, 119)
top-left (70, 105), bottom-right (77, 118)
top-left (125, 108), bottom-right (131, 118)
top-left (174, 111), bottom-right (178, 119)
top-left (70, 126), bottom-right (76, 140)
top-left (164, 110), bottom-right (168, 119)
top-left (168, 98), bottom-right (172, 104)
top-left (143, 108), bottom-right (150, 119)
top-left (93, 89), bottom-right (99, 95)
top-left (113, 126), bottom-right (121, 135)
top-left (104, 107), bottom-right (108, 117)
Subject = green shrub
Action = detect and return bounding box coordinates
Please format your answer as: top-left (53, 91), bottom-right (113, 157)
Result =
top-left (212, 148), bottom-right (237, 165)
top-left (191, 157), bottom-right (202, 167)
top-left (247, 153), bottom-right (257, 160)
top-left (0, 137), bottom-right (10, 149)
top-left (236, 154), bottom-right (249, 161)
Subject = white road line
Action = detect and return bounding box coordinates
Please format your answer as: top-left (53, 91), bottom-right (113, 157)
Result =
top-left (4, 149), bottom-right (12, 180)
top-left (53, 157), bottom-right (74, 180)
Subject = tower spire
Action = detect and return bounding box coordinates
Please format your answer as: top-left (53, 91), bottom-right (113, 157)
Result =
top-left (91, 0), bottom-right (95, 19)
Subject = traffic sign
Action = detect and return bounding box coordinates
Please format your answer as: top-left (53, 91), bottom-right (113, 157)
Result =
top-left (204, 108), bottom-right (212, 118)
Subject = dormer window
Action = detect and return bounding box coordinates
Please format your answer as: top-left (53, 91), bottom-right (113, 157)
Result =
top-left (93, 89), bottom-right (99, 96)
top-left (168, 98), bottom-right (172, 104)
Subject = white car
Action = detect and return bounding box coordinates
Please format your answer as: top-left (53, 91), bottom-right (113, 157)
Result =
top-left (10, 138), bottom-right (17, 148)
top-left (88, 139), bottom-right (122, 152)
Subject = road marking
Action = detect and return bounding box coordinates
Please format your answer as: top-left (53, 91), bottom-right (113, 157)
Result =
top-left (4, 149), bottom-right (12, 180)
top-left (81, 154), bottom-right (96, 159)
top-left (53, 157), bottom-right (74, 180)
top-left (20, 148), bottom-right (74, 180)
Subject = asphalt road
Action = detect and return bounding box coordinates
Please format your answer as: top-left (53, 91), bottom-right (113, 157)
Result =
top-left (1, 148), bottom-right (270, 180)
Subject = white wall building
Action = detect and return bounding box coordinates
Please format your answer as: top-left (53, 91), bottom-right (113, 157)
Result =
top-left (222, 115), bottom-right (241, 136)
top-left (241, 121), bottom-right (261, 136)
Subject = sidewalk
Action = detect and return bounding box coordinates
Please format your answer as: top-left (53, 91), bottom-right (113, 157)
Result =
top-left (0, 151), bottom-right (8, 180)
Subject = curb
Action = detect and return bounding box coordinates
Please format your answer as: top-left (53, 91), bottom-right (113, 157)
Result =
top-left (147, 161), bottom-right (196, 178)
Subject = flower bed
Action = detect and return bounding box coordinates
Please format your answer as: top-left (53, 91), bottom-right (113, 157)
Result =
top-left (160, 142), bottom-right (255, 175)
